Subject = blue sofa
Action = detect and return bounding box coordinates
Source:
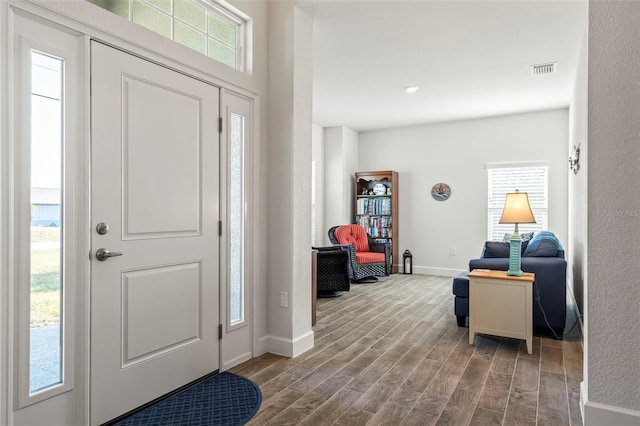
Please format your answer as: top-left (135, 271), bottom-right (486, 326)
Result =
top-left (453, 232), bottom-right (567, 336)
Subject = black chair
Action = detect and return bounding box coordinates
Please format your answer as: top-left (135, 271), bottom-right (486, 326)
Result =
top-left (313, 246), bottom-right (350, 297)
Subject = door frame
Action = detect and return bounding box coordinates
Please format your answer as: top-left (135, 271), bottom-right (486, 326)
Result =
top-left (0, 1), bottom-right (261, 424)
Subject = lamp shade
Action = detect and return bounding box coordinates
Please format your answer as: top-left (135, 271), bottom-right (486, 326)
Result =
top-left (499, 191), bottom-right (536, 224)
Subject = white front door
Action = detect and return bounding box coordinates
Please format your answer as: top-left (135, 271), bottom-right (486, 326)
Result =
top-left (90, 42), bottom-right (220, 425)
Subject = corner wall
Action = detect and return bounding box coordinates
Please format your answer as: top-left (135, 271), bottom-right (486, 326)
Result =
top-left (584, 1), bottom-right (640, 421)
top-left (568, 24), bottom-right (587, 320)
top-left (358, 109), bottom-right (569, 275)
top-left (324, 126), bottom-right (358, 230)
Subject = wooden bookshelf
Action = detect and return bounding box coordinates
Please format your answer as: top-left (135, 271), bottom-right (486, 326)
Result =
top-left (355, 171), bottom-right (399, 273)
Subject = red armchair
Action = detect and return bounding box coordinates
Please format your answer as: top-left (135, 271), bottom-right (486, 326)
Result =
top-left (328, 225), bottom-right (391, 282)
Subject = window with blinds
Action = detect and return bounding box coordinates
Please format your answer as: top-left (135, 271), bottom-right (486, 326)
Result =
top-left (487, 165), bottom-right (548, 241)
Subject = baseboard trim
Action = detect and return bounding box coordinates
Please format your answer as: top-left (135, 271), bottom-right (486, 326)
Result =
top-left (222, 352), bottom-right (252, 371)
top-left (412, 266), bottom-right (465, 277)
top-left (581, 384), bottom-right (640, 426)
top-left (259, 330), bottom-right (314, 358)
top-left (580, 381), bottom-right (586, 423)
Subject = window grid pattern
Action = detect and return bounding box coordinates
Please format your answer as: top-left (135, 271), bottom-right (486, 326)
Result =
top-left (90, 0), bottom-right (243, 70)
top-left (487, 166), bottom-right (548, 241)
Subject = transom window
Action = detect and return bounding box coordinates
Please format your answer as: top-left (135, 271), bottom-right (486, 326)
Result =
top-left (487, 165), bottom-right (548, 241)
top-left (88, 0), bottom-right (247, 70)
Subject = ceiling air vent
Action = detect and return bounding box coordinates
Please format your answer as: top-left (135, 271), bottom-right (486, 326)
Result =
top-left (531, 62), bottom-right (557, 76)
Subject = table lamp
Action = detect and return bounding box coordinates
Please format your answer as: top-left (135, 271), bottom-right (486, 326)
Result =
top-left (499, 190), bottom-right (536, 276)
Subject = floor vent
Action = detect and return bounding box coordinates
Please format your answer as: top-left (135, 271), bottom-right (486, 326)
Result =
top-left (531, 62), bottom-right (557, 76)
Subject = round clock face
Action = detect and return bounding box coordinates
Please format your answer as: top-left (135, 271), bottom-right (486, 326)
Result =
top-left (373, 183), bottom-right (387, 195)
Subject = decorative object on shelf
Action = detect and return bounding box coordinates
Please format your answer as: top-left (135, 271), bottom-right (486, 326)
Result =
top-left (431, 183), bottom-right (451, 201)
top-left (402, 250), bottom-right (413, 274)
top-left (499, 190), bottom-right (537, 276)
top-left (569, 143), bottom-right (581, 174)
top-left (355, 171), bottom-right (399, 272)
top-left (372, 183), bottom-right (387, 195)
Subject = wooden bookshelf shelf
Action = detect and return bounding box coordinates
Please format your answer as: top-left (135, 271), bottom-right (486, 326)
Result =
top-left (355, 171), bottom-right (399, 273)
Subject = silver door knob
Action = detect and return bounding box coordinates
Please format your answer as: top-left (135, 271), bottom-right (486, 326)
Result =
top-left (95, 248), bottom-right (123, 261)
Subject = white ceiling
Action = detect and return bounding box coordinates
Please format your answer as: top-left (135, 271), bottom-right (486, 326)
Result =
top-left (299, 0), bottom-right (588, 132)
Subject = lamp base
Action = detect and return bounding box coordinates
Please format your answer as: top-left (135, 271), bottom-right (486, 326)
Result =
top-left (506, 237), bottom-right (523, 277)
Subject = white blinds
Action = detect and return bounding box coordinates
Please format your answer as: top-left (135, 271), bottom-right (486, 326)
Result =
top-left (487, 166), bottom-right (548, 241)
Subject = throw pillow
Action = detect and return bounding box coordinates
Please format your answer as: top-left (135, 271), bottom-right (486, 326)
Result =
top-left (483, 241), bottom-right (511, 258)
top-left (523, 231), bottom-right (562, 257)
top-left (502, 232), bottom-right (534, 242)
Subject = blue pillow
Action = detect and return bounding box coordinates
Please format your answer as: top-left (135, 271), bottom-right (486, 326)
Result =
top-left (502, 232), bottom-right (534, 243)
top-left (483, 241), bottom-right (510, 258)
top-left (523, 231), bottom-right (562, 257)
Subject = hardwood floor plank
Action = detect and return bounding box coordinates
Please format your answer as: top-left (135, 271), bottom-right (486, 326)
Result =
top-left (289, 357), bottom-right (348, 394)
top-left (511, 357), bottom-right (539, 392)
top-left (539, 370), bottom-right (569, 413)
top-left (518, 336), bottom-right (541, 360)
top-left (469, 407), bottom-right (504, 425)
top-left (540, 346), bottom-right (565, 374)
top-left (402, 408), bottom-right (439, 426)
top-left (299, 388), bottom-right (363, 426)
top-left (233, 274), bottom-right (582, 426)
top-left (476, 371), bottom-right (512, 413)
top-left (333, 407), bottom-right (375, 426)
top-left (537, 406), bottom-right (570, 426)
top-left (568, 389), bottom-right (583, 426)
top-left (490, 341), bottom-right (519, 376)
top-left (436, 358), bottom-right (492, 425)
top-left (402, 357), bottom-right (443, 393)
top-left (503, 389), bottom-right (537, 426)
top-left (368, 400), bottom-right (415, 425)
top-left (259, 373), bottom-right (300, 401)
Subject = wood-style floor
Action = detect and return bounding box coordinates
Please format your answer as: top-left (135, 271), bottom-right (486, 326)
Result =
top-left (231, 273), bottom-right (583, 425)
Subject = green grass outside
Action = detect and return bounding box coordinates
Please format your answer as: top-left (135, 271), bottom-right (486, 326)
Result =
top-left (31, 242), bottom-right (61, 327)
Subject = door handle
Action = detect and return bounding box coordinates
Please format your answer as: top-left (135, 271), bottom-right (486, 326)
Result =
top-left (95, 248), bottom-right (124, 261)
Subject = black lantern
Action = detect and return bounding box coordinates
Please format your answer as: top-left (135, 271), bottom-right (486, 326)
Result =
top-left (403, 250), bottom-right (413, 274)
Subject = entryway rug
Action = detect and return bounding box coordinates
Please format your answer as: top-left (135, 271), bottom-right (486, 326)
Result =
top-left (112, 372), bottom-right (262, 426)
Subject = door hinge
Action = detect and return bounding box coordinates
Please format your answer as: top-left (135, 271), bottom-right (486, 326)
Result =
top-left (218, 117), bottom-right (222, 133)
top-left (218, 324), bottom-right (223, 340)
top-left (218, 220), bottom-right (222, 236)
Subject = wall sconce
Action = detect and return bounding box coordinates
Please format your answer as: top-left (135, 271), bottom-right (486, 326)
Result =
top-left (569, 144), bottom-right (581, 174)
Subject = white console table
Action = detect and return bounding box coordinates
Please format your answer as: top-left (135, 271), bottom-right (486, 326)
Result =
top-left (468, 269), bottom-right (535, 354)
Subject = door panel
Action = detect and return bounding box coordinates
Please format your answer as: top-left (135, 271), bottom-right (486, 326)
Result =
top-left (90, 42), bottom-right (220, 425)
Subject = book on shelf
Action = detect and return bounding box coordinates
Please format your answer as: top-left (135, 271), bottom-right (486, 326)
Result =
top-left (356, 197), bottom-right (391, 215)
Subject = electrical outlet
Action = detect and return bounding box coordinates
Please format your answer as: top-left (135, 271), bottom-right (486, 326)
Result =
top-left (280, 291), bottom-right (288, 308)
top-left (450, 248), bottom-right (456, 256)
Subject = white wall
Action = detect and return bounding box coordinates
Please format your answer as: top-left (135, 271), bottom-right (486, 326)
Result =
top-left (324, 126), bottom-right (358, 231)
top-left (584, 1), bottom-right (640, 422)
top-left (358, 109), bottom-right (569, 276)
top-left (265, 2), bottom-right (314, 357)
top-left (311, 124), bottom-right (326, 246)
top-left (568, 28), bottom-right (587, 318)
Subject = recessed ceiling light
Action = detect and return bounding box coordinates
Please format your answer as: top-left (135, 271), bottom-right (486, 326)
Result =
top-left (405, 86), bottom-right (419, 93)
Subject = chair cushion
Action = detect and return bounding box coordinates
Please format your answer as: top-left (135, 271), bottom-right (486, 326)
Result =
top-left (355, 251), bottom-right (385, 264)
top-left (335, 225), bottom-right (370, 252)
